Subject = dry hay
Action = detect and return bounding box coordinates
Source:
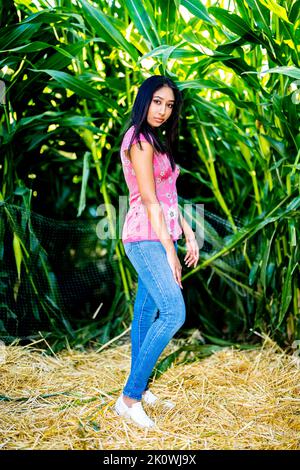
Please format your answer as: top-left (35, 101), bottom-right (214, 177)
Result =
top-left (0, 334), bottom-right (299, 450)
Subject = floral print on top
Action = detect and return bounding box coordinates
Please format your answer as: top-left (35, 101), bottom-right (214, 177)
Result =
top-left (120, 125), bottom-right (183, 243)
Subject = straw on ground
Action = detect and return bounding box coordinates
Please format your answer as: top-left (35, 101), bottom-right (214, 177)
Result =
top-left (0, 337), bottom-right (299, 450)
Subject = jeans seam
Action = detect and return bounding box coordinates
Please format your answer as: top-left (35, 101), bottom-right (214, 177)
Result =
top-left (124, 241), bottom-right (180, 399)
top-left (137, 243), bottom-right (168, 312)
top-left (124, 319), bottom-right (169, 399)
top-left (126, 305), bottom-right (186, 398)
top-left (137, 289), bottom-right (149, 352)
top-left (132, 288), bottom-right (156, 371)
top-left (135, 285), bottom-right (157, 393)
top-left (125, 243), bottom-right (174, 396)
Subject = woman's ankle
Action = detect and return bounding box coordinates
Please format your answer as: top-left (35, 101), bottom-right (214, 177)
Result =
top-left (122, 394), bottom-right (140, 408)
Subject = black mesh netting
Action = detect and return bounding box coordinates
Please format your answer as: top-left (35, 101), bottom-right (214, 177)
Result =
top-left (0, 203), bottom-right (121, 341)
top-left (0, 201), bottom-right (249, 342)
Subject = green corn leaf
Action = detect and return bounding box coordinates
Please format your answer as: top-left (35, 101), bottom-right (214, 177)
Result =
top-left (79, 0), bottom-right (139, 60)
top-left (12, 233), bottom-right (22, 281)
top-left (28, 69), bottom-right (102, 101)
top-left (258, 0), bottom-right (291, 23)
top-left (209, 7), bottom-right (252, 36)
top-left (123, 0), bottom-right (161, 48)
top-left (244, 0), bottom-right (271, 36)
top-left (279, 255), bottom-right (298, 326)
top-left (263, 66), bottom-right (300, 80)
top-left (249, 254), bottom-right (262, 286)
top-left (77, 152), bottom-right (91, 217)
top-left (260, 228), bottom-right (277, 294)
top-left (181, 0), bottom-right (217, 25)
top-left (0, 41), bottom-right (52, 53)
top-left (0, 23), bottom-right (40, 49)
top-left (289, 0), bottom-right (300, 22)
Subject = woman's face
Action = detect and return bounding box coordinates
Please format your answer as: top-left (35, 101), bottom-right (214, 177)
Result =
top-left (147, 86), bottom-right (175, 128)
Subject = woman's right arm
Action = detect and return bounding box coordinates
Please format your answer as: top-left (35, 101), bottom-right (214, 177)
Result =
top-left (129, 140), bottom-right (183, 288)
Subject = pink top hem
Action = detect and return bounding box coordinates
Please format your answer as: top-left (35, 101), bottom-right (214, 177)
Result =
top-left (123, 237), bottom-right (180, 243)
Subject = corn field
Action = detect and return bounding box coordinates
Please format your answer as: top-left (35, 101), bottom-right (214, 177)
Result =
top-left (0, 0), bottom-right (299, 352)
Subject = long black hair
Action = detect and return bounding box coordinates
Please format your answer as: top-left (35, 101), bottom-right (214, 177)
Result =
top-left (121, 75), bottom-right (183, 171)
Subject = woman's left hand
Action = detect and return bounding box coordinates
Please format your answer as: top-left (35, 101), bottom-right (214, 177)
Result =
top-left (184, 233), bottom-right (199, 269)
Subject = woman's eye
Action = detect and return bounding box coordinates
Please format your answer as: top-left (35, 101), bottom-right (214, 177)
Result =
top-left (154, 100), bottom-right (173, 108)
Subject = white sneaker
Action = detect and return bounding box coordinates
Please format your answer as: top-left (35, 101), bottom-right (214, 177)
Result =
top-left (142, 390), bottom-right (176, 410)
top-left (142, 389), bottom-right (158, 405)
top-left (114, 395), bottom-right (155, 429)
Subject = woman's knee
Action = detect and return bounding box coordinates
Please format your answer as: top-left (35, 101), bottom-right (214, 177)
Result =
top-left (161, 293), bottom-right (186, 329)
top-left (175, 301), bottom-right (186, 329)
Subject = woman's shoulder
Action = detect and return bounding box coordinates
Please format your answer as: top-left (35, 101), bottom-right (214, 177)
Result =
top-left (121, 125), bottom-right (135, 146)
top-left (121, 125), bottom-right (153, 149)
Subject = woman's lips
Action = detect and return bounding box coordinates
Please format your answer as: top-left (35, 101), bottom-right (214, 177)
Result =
top-left (154, 118), bottom-right (164, 123)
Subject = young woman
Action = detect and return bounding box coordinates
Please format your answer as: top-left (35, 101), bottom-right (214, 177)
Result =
top-left (115, 75), bottom-right (199, 428)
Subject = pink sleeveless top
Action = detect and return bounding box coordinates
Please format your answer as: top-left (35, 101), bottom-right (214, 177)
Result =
top-left (120, 125), bottom-right (183, 243)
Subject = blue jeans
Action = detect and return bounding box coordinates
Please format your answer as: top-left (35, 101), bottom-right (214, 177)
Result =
top-left (123, 240), bottom-right (186, 400)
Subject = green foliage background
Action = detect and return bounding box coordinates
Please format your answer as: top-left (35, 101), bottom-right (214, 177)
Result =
top-left (0, 0), bottom-right (299, 351)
